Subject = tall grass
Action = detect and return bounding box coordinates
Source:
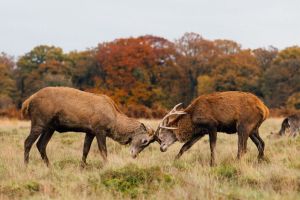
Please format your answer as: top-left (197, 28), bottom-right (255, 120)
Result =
top-left (0, 118), bottom-right (299, 199)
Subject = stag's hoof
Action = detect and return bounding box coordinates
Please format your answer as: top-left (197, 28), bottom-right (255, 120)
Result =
top-left (80, 161), bottom-right (87, 168)
top-left (258, 156), bottom-right (270, 164)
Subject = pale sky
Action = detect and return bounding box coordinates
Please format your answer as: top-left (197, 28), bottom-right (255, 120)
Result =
top-left (1, 0), bottom-right (300, 56)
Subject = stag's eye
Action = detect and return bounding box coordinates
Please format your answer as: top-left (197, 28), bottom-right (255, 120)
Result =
top-left (141, 138), bottom-right (148, 145)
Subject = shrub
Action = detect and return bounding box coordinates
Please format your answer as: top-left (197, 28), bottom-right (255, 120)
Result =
top-left (0, 181), bottom-right (41, 198)
top-left (100, 164), bottom-right (174, 198)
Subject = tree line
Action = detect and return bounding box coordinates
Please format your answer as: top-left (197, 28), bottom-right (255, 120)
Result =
top-left (1, 33), bottom-right (299, 118)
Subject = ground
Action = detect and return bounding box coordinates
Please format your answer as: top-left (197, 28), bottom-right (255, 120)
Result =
top-left (0, 118), bottom-right (299, 200)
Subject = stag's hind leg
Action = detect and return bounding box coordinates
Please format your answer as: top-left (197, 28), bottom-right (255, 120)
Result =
top-left (251, 128), bottom-right (265, 159)
top-left (24, 126), bottom-right (44, 164)
top-left (36, 129), bottom-right (54, 166)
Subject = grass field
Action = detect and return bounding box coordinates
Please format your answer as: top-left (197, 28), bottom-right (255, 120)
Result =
top-left (0, 118), bottom-right (299, 200)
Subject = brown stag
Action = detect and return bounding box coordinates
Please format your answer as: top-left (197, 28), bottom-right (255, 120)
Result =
top-left (21, 87), bottom-right (155, 166)
top-left (154, 91), bottom-right (269, 166)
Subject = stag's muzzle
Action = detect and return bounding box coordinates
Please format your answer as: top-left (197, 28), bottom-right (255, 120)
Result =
top-left (160, 144), bottom-right (168, 152)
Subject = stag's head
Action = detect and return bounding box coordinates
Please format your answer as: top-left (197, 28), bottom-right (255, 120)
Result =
top-left (129, 123), bottom-right (157, 158)
top-left (155, 103), bottom-right (187, 152)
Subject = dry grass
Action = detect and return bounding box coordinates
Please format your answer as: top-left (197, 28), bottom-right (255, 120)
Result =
top-left (0, 118), bottom-right (299, 200)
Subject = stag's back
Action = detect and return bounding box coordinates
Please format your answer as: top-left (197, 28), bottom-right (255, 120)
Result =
top-left (185, 91), bottom-right (269, 125)
top-left (22, 87), bottom-right (120, 128)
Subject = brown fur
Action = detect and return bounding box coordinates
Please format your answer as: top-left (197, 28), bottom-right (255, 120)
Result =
top-left (22, 87), bottom-right (151, 166)
top-left (160, 91), bottom-right (269, 165)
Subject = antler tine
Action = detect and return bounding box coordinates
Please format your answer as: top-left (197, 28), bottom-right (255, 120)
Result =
top-left (161, 103), bottom-right (184, 123)
top-left (170, 103), bottom-right (183, 113)
top-left (159, 125), bottom-right (178, 130)
top-left (155, 103), bottom-right (186, 135)
top-left (161, 111), bottom-right (186, 123)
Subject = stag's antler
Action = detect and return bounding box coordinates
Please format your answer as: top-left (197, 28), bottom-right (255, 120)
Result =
top-left (155, 103), bottom-right (187, 134)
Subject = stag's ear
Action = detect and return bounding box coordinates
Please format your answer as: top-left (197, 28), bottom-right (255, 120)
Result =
top-left (141, 123), bottom-right (147, 131)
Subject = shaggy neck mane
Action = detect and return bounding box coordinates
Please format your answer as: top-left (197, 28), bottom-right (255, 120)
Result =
top-left (168, 109), bottom-right (191, 127)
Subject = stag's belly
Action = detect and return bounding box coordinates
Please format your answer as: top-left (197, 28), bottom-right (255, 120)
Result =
top-left (217, 122), bottom-right (237, 134)
top-left (50, 112), bottom-right (93, 133)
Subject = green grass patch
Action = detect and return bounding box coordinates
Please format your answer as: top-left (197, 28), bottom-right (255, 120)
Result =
top-left (172, 160), bottom-right (191, 170)
top-left (53, 158), bottom-right (79, 169)
top-left (0, 180), bottom-right (41, 198)
top-left (213, 164), bottom-right (239, 180)
top-left (100, 164), bottom-right (174, 198)
top-left (24, 180), bottom-right (40, 193)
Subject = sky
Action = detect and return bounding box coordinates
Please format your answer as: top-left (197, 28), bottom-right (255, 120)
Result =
top-left (1, 0), bottom-right (300, 56)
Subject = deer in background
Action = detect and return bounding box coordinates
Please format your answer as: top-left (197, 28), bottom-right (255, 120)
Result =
top-left (274, 113), bottom-right (300, 137)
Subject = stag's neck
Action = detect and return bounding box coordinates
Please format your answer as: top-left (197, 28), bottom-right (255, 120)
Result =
top-left (173, 113), bottom-right (195, 143)
top-left (109, 113), bottom-right (141, 144)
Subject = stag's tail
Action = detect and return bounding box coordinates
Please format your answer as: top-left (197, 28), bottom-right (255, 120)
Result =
top-left (21, 94), bottom-right (36, 119)
top-left (262, 104), bottom-right (269, 121)
top-left (256, 98), bottom-right (269, 121)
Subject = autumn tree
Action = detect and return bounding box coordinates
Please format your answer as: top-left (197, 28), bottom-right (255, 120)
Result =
top-left (212, 50), bottom-right (262, 95)
top-left (93, 35), bottom-right (187, 117)
top-left (16, 45), bottom-right (72, 104)
top-left (214, 39), bottom-right (241, 55)
top-left (66, 49), bottom-right (98, 89)
top-left (0, 53), bottom-right (16, 109)
top-left (262, 46), bottom-right (300, 107)
top-left (175, 33), bottom-right (244, 101)
top-left (253, 46), bottom-right (278, 71)
top-left (175, 33), bottom-right (219, 101)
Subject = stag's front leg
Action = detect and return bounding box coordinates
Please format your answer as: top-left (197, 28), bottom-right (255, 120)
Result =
top-left (289, 125), bottom-right (299, 137)
top-left (175, 134), bottom-right (204, 160)
top-left (209, 131), bottom-right (217, 166)
top-left (81, 133), bottom-right (95, 167)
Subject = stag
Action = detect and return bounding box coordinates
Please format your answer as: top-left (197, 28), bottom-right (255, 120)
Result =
top-left (21, 87), bottom-right (155, 166)
top-left (274, 113), bottom-right (300, 137)
top-left (154, 91), bottom-right (269, 166)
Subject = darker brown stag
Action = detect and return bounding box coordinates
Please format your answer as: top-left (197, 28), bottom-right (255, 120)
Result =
top-left (155, 91), bottom-right (269, 166)
top-left (22, 87), bottom-right (155, 166)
